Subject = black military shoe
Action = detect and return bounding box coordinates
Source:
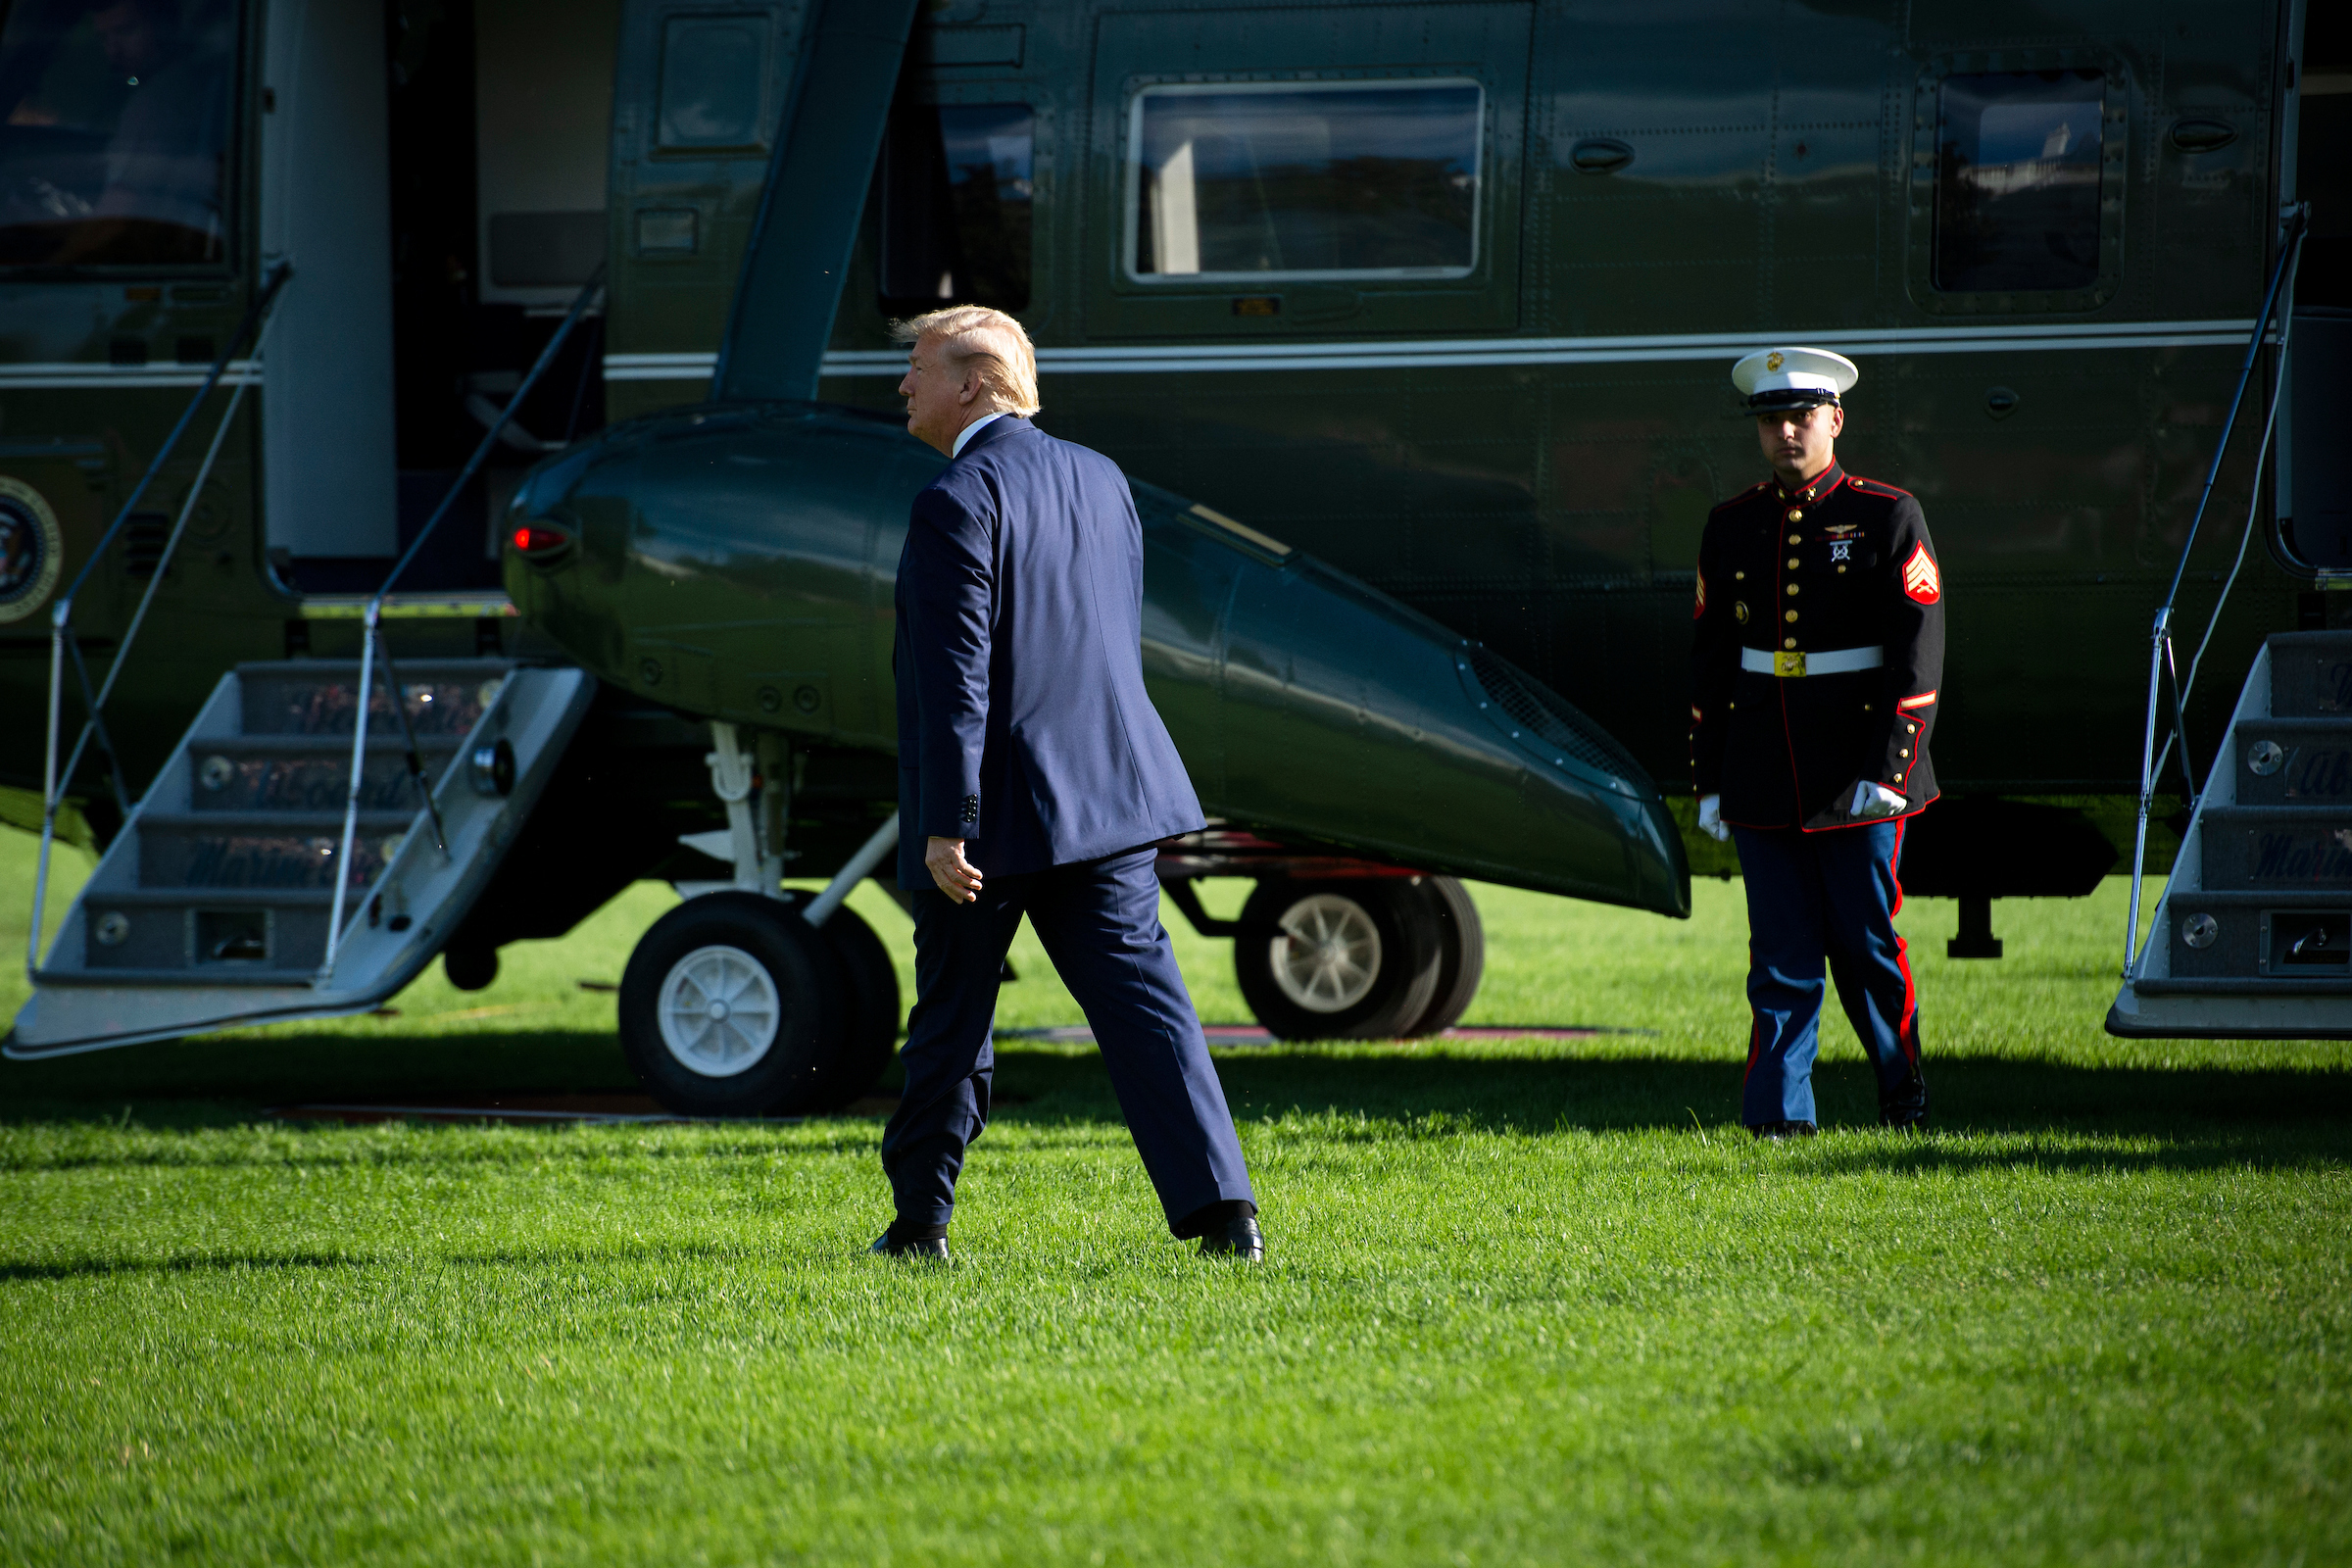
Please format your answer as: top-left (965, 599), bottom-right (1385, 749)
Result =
top-left (1750, 1119), bottom-right (1818, 1141)
top-left (868, 1232), bottom-right (951, 1260)
top-left (1199, 1214), bottom-right (1265, 1261)
top-left (1880, 1072), bottom-right (1930, 1132)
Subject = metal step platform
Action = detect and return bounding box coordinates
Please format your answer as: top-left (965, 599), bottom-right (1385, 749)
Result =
top-left (7, 658), bottom-right (594, 1057)
top-left (2111, 632), bottom-right (2352, 1038)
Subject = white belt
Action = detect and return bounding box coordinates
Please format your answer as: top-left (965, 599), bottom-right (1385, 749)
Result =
top-left (1740, 645), bottom-right (1884, 678)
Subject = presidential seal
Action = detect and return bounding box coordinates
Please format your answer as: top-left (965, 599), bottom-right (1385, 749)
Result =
top-left (0, 476), bottom-right (62, 624)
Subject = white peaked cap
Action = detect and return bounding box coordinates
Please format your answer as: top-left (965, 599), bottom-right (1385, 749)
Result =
top-left (1731, 346), bottom-right (1861, 409)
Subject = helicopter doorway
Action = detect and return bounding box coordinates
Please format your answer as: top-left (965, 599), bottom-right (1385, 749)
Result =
top-left (2278, 11), bottom-right (2350, 571)
top-left (266, 0), bottom-right (614, 595)
top-left (259, 0), bottom-right (399, 570)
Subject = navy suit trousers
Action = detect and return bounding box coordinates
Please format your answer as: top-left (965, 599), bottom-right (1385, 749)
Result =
top-left (880, 847), bottom-right (1255, 1232)
top-left (1731, 819), bottom-right (1929, 1126)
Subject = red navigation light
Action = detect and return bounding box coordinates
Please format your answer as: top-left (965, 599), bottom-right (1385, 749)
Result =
top-left (510, 523), bottom-right (570, 557)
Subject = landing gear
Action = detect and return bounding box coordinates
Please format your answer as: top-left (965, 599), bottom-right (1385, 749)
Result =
top-left (618, 892), bottom-right (844, 1116)
top-left (615, 723), bottom-right (908, 1116)
top-left (1233, 879), bottom-right (1454, 1040)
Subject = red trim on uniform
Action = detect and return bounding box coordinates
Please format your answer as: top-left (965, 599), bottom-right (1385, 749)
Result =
top-left (1795, 790), bottom-right (1940, 833)
top-left (1896, 690), bottom-right (1937, 710)
top-left (1776, 462), bottom-right (1846, 507)
top-left (1888, 816), bottom-right (1921, 1059)
top-left (1844, 473), bottom-right (1917, 501)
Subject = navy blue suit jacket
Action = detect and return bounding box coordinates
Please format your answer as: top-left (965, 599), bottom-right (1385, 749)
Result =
top-left (893, 416), bottom-right (1204, 887)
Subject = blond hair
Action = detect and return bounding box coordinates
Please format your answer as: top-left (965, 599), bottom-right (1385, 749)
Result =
top-left (889, 305), bottom-right (1041, 416)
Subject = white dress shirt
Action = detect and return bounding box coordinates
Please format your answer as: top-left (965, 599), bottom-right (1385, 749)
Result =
top-left (951, 411), bottom-right (1007, 458)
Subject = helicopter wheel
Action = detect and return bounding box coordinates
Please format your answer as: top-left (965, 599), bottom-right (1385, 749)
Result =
top-left (778, 891), bottom-right (903, 1109)
top-left (618, 892), bottom-right (846, 1116)
top-left (1233, 879), bottom-right (1443, 1041)
top-left (1399, 876), bottom-right (1485, 1038)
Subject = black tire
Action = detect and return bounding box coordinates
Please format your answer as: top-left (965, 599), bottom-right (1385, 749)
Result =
top-left (1400, 876), bottom-right (1485, 1037)
top-left (1234, 879), bottom-right (1442, 1041)
top-left (778, 891), bottom-right (903, 1109)
top-left (617, 892), bottom-right (847, 1116)
top-left (443, 945), bottom-right (498, 992)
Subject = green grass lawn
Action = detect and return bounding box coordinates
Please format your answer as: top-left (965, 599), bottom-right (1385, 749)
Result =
top-left (0, 831), bottom-right (2346, 1565)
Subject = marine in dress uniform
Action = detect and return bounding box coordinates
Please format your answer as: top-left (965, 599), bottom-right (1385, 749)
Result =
top-left (1690, 348), bottom-right (1939, 1137)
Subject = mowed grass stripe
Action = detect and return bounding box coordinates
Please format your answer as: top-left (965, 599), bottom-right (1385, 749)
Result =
top-left (1, 834), bottom-right (2347, 1564)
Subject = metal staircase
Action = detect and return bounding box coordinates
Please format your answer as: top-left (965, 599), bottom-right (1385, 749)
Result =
top-left (2112, 634), bottom-right (2352, 1038)
top-left (8, 659), bottom-right (593, 1057)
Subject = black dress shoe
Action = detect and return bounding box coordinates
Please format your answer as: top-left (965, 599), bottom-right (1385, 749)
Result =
top-left (1750, 1119), bottom-right (1818, 1141)
top-left (869, 1232), bottom-right (950, 1260)
top-left (1199, 1214), bottom-right (1264, 1260)
top-left (1880, 1103), bottom-right (1931, 1133)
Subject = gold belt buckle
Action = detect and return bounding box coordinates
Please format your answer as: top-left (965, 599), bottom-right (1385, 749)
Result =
top-left (1775, 650), bottom-right (1807, 678)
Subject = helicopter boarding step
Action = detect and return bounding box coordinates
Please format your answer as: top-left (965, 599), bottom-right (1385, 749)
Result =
top-left (2112, 632), bottom-right (2352, 1039)
top-left (7, 659), bottom-right (594, 1058)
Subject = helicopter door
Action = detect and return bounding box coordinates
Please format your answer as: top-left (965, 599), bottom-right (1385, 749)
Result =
top-left (2279, 46), bottom-right (2351, 570)
top-left (258, 0), bottom-right (398, 566)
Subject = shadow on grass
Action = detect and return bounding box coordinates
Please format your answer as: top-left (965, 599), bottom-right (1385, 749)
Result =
top-left (0, 1250), bottom-right (368, 1283)
top-left (4, 1030), bottom-right (2349, 1164)
top-left (0, 1238), bottom-right (777, 1284)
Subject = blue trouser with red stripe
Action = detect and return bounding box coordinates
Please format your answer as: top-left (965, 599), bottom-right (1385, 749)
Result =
top-left (1731, 818), bottom-right (1929, 1127)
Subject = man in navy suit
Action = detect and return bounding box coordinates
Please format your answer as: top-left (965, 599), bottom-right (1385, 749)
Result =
top-left (874, 305), bottom-right (1261, 1262)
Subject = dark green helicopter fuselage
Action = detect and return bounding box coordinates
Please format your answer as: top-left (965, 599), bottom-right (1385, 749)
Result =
top-left (0, 0), bottom-right (2336, 945)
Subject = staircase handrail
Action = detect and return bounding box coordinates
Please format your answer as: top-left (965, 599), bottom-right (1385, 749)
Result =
top-left (2123, 204), bottom-right (2311, 979)
top-left (26, 262), bottom-right (293, 983)
top-left (319, 269), bottom-right (607, 979)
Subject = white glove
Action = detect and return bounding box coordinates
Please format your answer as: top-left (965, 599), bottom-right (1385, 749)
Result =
top-left (1696, 794), bottom-right (1730, 842)
top-left (1850, 781), bottom-right (1907, 818)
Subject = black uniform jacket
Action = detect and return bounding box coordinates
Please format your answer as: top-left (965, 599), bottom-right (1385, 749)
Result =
top-left (1690, 460), bottom-right (1944, 831)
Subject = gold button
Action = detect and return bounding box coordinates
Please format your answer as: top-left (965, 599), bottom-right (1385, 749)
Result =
top-left (1735, 570), bottom-right (1745, 580)
top-left (1863, 704), bottom-right (1873, 711)
top-left (1784, 637), bottom-right (1796, 649)
top-left (1787, 557), bottom-right (1799, 569)
top-left (1788, 533), bottom-right (1802, 544)
top-left (1788, 510), bottom-right (1803, 522)
top-left (1786, 584), bottom-right (1799, 596)
top-left (1784, 610), bottom-right (1798, 622)
top-left (1899, 749), bottom-right (1910, 758)
top-left (1837, 564), bottom-right (1846, 573)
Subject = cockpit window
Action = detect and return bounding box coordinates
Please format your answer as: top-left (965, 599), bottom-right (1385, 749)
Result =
top-left (878, 101), bottom-right (1033, 314)
top-left (0, 0), bottom-right (236, 268)
top-left (1125, 79), bottom-right (1482, 281)
top-left (1933, 70), bottom-right (2106, 293)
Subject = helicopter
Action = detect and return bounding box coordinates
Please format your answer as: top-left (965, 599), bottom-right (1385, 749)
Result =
top-left (0, 0), bottom-right (2342, 1096)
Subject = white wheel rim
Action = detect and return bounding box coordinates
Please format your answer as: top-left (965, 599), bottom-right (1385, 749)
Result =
top-left (656, 944), bottom-right (781, 1077)
top-left (1270, 893), bottom-right (1383, 1014)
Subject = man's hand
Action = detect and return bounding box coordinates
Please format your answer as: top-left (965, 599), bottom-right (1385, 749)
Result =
top-left (925, 836), bottom-right (983, 903)
top-left (1696, 794), bottom-right (1730, 842)
top-left (1848, 780), bottom-right (1907, 819)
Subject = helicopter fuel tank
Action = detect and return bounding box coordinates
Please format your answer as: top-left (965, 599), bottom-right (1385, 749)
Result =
top-left (504, 403), bottom-right (1689, 917)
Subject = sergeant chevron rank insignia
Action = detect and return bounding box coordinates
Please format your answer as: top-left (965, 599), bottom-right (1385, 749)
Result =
top-left (1902, 543), bottom-right (1941, 604)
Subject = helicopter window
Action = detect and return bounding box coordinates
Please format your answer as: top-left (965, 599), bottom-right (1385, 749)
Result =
top-left (0, 0), bottom-right (236, 267)
top-left (1933, 70), bottom-right (2107, 293)
top-left (657, 14), bottom-right (770, 151)
top-left (878, 101), bottom-right (1033, 313)
top-left (1126, 79), bottom-right (1481, 281)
